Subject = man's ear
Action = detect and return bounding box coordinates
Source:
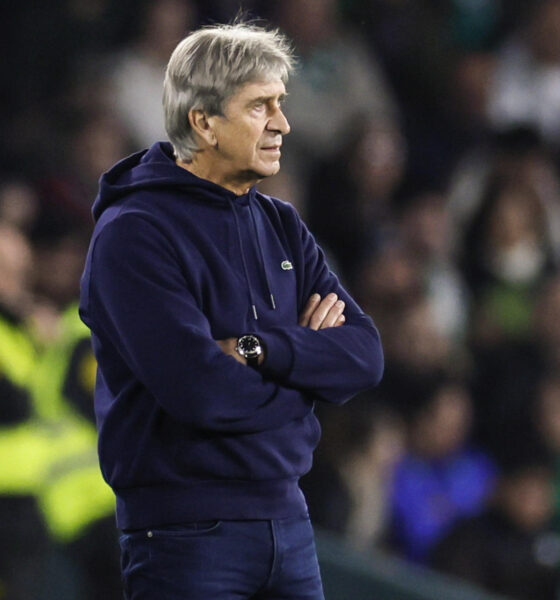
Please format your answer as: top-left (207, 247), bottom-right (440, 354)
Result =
top-left (188, 109), bottom-right (217, 147)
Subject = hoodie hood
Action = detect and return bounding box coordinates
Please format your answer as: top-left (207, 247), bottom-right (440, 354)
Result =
top-left (93, 141), bottom-right (270, 319)
top-left (93, 141), bottom-right (253, 222)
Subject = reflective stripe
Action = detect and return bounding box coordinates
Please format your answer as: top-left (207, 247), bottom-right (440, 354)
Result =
top-left (29, 304), bottom-right (89, 420)
top-left (0, 422), bottom-right (52, 494)
top-left (39, 443), bottom-right (115, 542)
top-left (0, 316), bottom-right (40, 494)
top-left (0, 316), bottom-right (35, 387)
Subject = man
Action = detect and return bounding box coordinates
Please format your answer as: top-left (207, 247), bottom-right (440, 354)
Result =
top-left (80, 22), bottom-right (384, 599)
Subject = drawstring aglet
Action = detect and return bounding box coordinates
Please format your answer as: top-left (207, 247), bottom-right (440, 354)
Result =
top-left (252, 304), bottom-right (258, 320)
top-left (270, 294), bottom-right (276, 310)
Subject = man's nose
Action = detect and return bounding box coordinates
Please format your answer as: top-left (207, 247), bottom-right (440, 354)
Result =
top-left (268, 107), bottom-right (290, 135)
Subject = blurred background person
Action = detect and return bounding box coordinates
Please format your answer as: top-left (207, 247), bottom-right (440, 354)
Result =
top-left (488, 0), bottom-right (560, 148)
top-left (306, 118), bottom-right (406, 287)
top-left (388, 371), bottom-right (496, 564)
top-left (0, 223), bottom-right (51, 600)
top-left (269, 0), bottom-right (400, 190)
top-left (0, 180), bottom-right (40, 235)
top-left (0, 215), bottom-right (119, 600)
top-left (432, 452), bottom-right (560, 600)
top-left (301, 394), bottom-right (405, 553)
top-left (532, 374), bottom-right (560, 529)
top-left (37, 110), bottom-right (133, 234)
top-left (447, 126), bottom-right (560, 264)
top-left (470, 273), bottom-right (560, 463)
top-left (463, 179), bottom-right (556, 349)
top-left (398, 191), bottom-right (470, 343)
top-left (110, 0), bottom-right (198, 149)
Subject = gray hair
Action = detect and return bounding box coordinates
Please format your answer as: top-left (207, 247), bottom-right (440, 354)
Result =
top-left (163, 22), bottom-right (295, 161)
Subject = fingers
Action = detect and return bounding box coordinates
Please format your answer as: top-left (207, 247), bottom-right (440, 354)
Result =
top-left (299, 293), bottom-right (321, 326)
top-left (308, 293), bottom-right (345, 331)
top-left (216, 338), bottom-right (245, 364)
top-left (318, 297), bottom-right (345, 329)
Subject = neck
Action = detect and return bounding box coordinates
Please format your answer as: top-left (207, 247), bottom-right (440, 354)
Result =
top-left (176, 156), bottom-right (258, 196)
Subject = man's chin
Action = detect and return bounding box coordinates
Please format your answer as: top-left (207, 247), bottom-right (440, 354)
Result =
top-left (256, 162), bottom-right (281, 178)
top-left (243, 163), bottom-right (281, 185)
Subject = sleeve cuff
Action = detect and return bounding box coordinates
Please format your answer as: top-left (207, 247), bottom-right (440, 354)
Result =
top-left (259, 329), bottom-right (294, 380)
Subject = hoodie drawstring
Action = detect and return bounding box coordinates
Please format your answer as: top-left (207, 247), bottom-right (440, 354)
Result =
top-left (228, 197), bottom-right (276, 321)
top-left (249, 201), bottom-right (277, 311)
top-left (229, 199), bottom-right (258, 320)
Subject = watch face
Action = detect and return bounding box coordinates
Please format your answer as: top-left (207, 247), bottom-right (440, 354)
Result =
top-left (239, 335), bottom-right (260, 356)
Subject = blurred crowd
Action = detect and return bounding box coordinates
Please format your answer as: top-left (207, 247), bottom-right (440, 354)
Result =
top-left (3, 0), bottom-right (560, 599)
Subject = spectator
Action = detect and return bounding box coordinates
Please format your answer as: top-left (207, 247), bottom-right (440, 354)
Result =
top-left (463, 179), bottom-right (555, 348)
top-left (0, 223), bottom-right (34, 319)
top-left (470, 273), bottom-right (560, 461)
top-left (356, 241), bottom-right (423, 339)
top-left (448, 126), bottom-right (560, 265)
top-left (445, 51), bottom-right (496, 157)
top-left (38, 111), bottom-right (132, 232)
top-left (432, 452), bottom-right (560, 600)
top-left (274, 0), bottom-right (399, 184)
top-left (384, 298), bottom-right (457, 378)
top-left (487, 0), bottom-right (560, 148)
top-left (0, 223), bottom-right (51, 600)
top-left (0, 179), bottom-right (39, 234)
top-left (31, 232), bottom-right (90, 312)
top-left (398, 192), bottom-right (469, 342)
top-left (341, 0), bottom-right (500, 185)
top-left (533, 374), bottom-right (560, 527)
top-left (110, 0), bottom-right (198, 149)
top-left (301, 395), bottom-right (405, 552)
top-left (306, 119), bottom-right (406, 285)
top-left (388, 372), bottom-right (496, 563)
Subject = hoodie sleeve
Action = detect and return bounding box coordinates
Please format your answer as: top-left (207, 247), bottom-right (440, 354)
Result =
top-left (259, 206), bottom-right (384, 404)
top-left (83, 214), bottom-right (313, 434)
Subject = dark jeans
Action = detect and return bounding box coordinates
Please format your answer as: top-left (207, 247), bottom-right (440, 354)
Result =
top-left (119, 515), bottom-right (325, 599)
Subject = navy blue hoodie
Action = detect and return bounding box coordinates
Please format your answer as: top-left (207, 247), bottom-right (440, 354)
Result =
top-left (79, 141), bottom-right (384, 530)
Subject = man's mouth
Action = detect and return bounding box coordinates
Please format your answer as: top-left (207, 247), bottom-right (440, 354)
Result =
top-left (261, 139), bottom-right (282, 152)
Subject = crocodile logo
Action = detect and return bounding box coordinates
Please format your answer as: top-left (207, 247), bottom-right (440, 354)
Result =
top-left (281, 260), bottom-right (293, 271)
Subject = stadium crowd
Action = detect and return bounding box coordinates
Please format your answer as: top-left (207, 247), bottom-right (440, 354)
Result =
top-left (3, 0), bottom-right (560, 598)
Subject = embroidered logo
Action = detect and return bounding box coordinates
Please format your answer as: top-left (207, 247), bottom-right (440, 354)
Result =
top-left (281, 260), bottom-right (293, 271)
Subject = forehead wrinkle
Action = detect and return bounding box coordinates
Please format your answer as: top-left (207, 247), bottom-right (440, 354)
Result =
top-left (246, 93), bottom-right (286, 105)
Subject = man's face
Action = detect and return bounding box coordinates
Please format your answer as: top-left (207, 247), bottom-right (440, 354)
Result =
top-left (207, 79), bottom-right (290, 191)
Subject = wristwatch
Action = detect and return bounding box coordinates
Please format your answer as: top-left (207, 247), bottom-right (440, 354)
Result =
top-left (235, 334), bottom-right (263, 368)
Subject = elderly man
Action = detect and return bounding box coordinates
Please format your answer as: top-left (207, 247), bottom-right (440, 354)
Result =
top-left (80, 22), bottom-right (384, 599)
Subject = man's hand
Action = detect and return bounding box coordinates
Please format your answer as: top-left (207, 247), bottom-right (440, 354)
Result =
top-left (299, 293), bottom-right (345, 330)
top-left (217, 293), bottom-right (344, 365)
top-left (216, 338), bottom-right (265, 365)
top-left (216, 338), bottom-right (246, 364)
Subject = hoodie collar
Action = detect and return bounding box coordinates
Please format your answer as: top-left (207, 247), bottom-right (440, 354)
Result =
top-left (93, 142), bottom-right (256, 221)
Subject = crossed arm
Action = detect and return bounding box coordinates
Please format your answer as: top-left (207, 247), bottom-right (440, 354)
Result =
top-left (86, 213), bottom-right (382, 431)
top-left (217, 292), bottom-right (346, 365)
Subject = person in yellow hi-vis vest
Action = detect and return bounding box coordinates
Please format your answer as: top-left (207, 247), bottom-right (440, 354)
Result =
top-left (0, 222), bottom-right (119, 599)
top-left (0, 224), bottom-right (53, 600)
top-left (0, 303), bottom-right (53, 600)
top-left (30, 303), bottom-right (121, 600)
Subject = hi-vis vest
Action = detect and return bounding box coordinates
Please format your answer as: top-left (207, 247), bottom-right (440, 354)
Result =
top-left (0, 305), bottom-right (115, 543)
top-left (0, 312), bottom-right (48, 495)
